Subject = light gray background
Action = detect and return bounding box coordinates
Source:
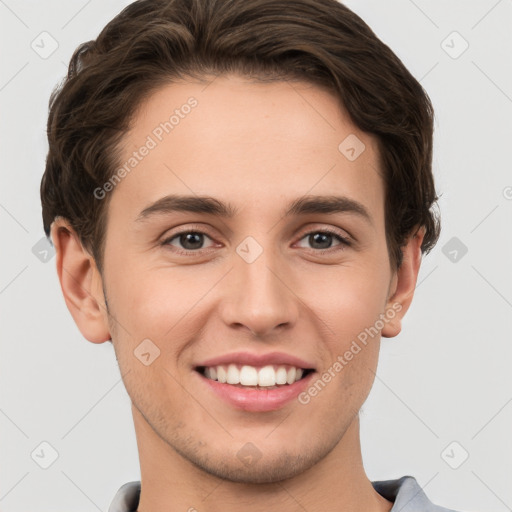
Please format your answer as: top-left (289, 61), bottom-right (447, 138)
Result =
top-left (1, 0), bottom-right (511, 511)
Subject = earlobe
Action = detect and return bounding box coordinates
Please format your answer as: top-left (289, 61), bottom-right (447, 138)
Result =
top-left (381, 227), bottom-right (425, 339)
top-left (50, 218), bottom-right (111, 344)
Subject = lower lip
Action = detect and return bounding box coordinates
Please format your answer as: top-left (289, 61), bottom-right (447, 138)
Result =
top-left (197, 371), bottom-right (315, 412)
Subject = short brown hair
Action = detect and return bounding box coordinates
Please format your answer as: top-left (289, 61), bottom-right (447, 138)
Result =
top-left (41, 0), bottom-right (440, 272)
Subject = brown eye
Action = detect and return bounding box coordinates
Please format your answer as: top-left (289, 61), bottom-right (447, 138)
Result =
top-left (296, 230), bottom-right (351, 252)
top-left (162, 231), bottom-right (215, 252)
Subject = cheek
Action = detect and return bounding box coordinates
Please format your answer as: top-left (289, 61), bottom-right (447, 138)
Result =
top-left (311, 264), bottom-right (390, 348)
top-left (118, 355), bottom-right (191, 437)
top-left (108, 261), bottom-right (213, 337)
top-left (321, 265), bottom-right (390, 404)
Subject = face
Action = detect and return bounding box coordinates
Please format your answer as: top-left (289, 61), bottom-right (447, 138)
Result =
top-left (83, 75), bottom-right (405, 482)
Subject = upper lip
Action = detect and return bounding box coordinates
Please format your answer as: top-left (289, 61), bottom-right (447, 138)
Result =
top-left (196, 351), bottom-right (315, 370)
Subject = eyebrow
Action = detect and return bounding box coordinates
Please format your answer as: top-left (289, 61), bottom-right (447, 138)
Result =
top-left (135, 194), bottom-right (372, 224)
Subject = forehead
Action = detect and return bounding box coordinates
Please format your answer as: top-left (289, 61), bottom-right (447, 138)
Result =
top-left (109, 75), bottom-right (384, 227)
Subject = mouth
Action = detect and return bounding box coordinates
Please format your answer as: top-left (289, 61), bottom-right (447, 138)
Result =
top-left (193, 352), bottom-right (317, 411)
top-left (195, 364), bottom-right (315, 389)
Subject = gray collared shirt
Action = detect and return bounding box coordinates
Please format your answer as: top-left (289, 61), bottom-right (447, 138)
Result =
top-left (108, 475), bottom-right (461, 511)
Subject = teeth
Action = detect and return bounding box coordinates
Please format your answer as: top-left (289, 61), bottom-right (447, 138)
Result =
top-left (275, 366), bottom-right (287, 385)
top-left (286, 367), bottom-right (296, 385)
top-left (217, 366), bottom-right (227, 383)
top-left (226, 364), bottom-right (240, 384)
top-left (240, 365), bottom-right (258, 386)
top-left (258, 365), bottom-right (276, 386)
top-left (202, 364), bottom-right (307, 386)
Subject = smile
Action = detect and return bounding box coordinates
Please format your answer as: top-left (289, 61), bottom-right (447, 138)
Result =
top-left (197, 364), bottom-right (314, 388)
top-left (194, 354), bottom-right (316, 411)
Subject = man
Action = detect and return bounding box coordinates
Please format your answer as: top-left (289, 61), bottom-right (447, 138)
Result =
top-left (40, 0), bottom-right (458, 510)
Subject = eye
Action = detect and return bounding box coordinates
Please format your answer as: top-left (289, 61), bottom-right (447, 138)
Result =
top-left (296, 229), bottom-right (351, 252)
top-left (162, 230), bottom-right (216, 253)
top-left (161, 227), bottom-right (351, 256)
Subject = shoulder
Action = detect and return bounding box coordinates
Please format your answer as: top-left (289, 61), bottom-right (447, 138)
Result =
top-left (108, 481), bottom-right (141, 512)
top-left (372, 475), bottom-right (464, 512)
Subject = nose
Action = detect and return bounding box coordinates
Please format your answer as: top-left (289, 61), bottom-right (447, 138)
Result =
top-left (219, 244), bottom-right (299, 338)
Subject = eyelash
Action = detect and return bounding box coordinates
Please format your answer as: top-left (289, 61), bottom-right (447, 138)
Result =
top-left (160, 227), bottom-right (352, 256)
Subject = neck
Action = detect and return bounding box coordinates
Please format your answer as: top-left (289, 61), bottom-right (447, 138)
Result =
top-left (133, 405), bottom-right (392, 512)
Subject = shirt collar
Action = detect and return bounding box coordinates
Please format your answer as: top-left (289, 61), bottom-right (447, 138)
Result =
top-left (372, 476), bottom-right (456, 511)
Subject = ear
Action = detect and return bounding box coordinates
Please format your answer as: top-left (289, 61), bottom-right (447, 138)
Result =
top-left (381, 226), bottom-right (425, 338)
top-left (50, 218), bottom-right (111, 344)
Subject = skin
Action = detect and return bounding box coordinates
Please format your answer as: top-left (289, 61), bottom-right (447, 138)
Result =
top-left (51, 74), bottom-right (424, 512)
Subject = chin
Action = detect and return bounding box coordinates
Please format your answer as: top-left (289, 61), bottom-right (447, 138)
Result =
top-left (169, 434), bottom-right (340, 485)
top-left (186, 449), bottom-right (319, 484)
